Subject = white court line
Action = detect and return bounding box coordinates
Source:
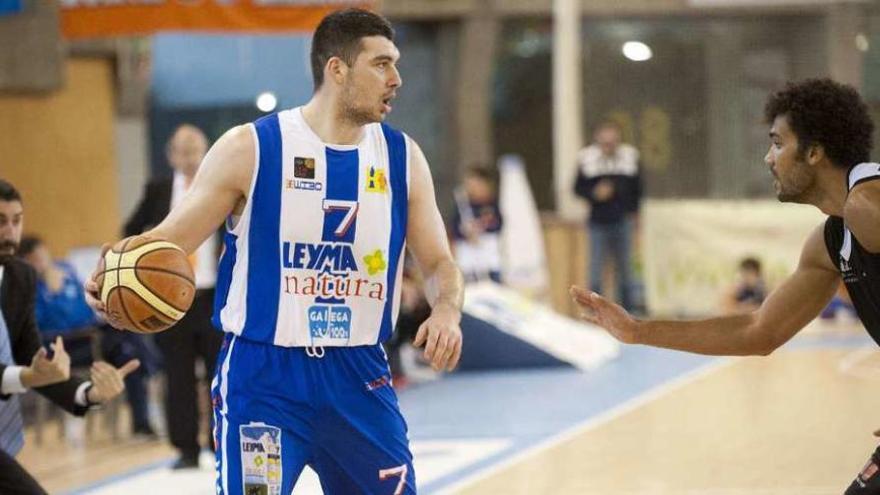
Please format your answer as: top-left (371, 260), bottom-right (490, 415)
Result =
top-left (438, 358), bottom-right (734, 494)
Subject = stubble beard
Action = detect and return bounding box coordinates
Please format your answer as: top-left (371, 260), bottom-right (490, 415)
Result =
top-left (776, 160), bottom-right (816, 205)
top-left (340, 83), bottom-right (381, 127)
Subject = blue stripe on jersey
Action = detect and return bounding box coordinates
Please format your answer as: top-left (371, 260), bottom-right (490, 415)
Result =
top-left (244, 115), bottom-right (283, 342)
top-left (212, 231), bottom-right (239, 330)
top-left (321, 148), bottom-right (360, 244)
top-left (378, 124), bottom-right (408, 342)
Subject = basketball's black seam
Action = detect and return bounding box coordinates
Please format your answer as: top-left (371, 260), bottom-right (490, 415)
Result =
top-left (134, 265), bottom-right (195, 285)
top-left (114, 237), bottom-right (137, 330)
top-left (133, 268), bottom-right (195, 314)
top-left (98, 265), bottom-right (195, 285)
top-left (116, 286), bottom-right (143, 333)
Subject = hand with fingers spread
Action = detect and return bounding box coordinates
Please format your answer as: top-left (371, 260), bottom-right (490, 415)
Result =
top-left (86, 359), bottom-right (141, 404)
top-left (569, 286), bottom-right (639, 344)
top-left (83, 243), bottom-right (113, 326)
top-left (20, 336), bottom-right (71, 388)
top-left (412, 303), bottom-right (463, 372)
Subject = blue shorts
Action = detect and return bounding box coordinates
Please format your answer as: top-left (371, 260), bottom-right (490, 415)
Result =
top-left (211, 333), bottom-right (416, 495)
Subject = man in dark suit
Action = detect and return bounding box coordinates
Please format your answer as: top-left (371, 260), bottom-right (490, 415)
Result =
top-left (125, 124), bottom-right (222, 469)
top-left (0, 178), bottom-right (138, 494)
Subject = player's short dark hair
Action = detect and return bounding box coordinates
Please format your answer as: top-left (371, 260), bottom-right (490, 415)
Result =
top-left (311, 8), bottom-right (394, 90)
top-left (0, 179), bottom-right (22, 203)
top-left (764, 79), bottom-right (874, 169)
top-left (17, 235), bottom-right (42, 257)
top-left (739, 257), bottom-right (761, 274)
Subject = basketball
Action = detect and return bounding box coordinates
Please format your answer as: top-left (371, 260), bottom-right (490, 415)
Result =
top-left (97, 234), bottom-right (196, 334)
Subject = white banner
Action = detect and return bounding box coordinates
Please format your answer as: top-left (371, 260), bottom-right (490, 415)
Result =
top-left (642, 199), bottom-right (826, 316)
top-left (689, 0), bottom-right (858, 6)
top-left (464, 282), bottom-right (620, 370)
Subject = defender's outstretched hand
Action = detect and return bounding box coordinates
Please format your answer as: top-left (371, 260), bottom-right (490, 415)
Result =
top-left (569, 286), bottom-right (638, 344)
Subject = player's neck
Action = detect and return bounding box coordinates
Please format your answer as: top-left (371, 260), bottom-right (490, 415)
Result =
top-left (301, 97), bottom-right (365, 146)
top-left (811, 167), bottom-right (848, 217)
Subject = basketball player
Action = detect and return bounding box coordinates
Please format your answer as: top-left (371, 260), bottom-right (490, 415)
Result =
top-left (570, 78), bottom-right (880, 493)
top-left (85, 9), bottom-right (463, 494)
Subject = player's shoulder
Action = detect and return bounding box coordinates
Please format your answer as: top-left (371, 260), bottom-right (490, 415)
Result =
top-left (211, 124), bottom-right (256, 162)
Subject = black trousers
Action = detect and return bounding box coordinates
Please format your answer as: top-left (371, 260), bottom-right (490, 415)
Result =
top-left (154, 289), bottom-right (222, 458)
top-left (0, 449), bottom-right (47, 495)
top-left (847, 445), bottom-right (880, 494)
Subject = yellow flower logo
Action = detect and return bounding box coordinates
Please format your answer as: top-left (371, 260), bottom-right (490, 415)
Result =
top-left (363, 250), bottom-right (387, 276)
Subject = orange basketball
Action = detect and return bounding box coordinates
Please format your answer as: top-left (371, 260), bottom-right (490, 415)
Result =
top-left (97, 235), bottom-right (195, 334)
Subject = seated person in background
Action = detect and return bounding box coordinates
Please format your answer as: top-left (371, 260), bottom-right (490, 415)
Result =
top-left (19, 235), bottom-right (157, 438)
top-left (452, 166), bottom-right (504, 283)
top-left (722, 257), bottom-right (767, 314)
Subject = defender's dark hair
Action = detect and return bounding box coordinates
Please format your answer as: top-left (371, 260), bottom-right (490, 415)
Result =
top-left (0, 179), bottom-right (22, 203)
top-left (310, 8), bottom-right (394, 90)
top-left (764, 78), bottom-right (873, 169)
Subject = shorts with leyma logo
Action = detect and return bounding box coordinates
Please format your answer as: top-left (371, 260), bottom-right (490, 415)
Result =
top-left (211, 333), bottom-right (416, 495)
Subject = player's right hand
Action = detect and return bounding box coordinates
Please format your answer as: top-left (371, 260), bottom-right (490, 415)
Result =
top-left (21, 336), bottom-right (71, 388)
top-left (569, 286), bottom-right (639, 344)
top-left (83, 243), bottom-right (111, 323)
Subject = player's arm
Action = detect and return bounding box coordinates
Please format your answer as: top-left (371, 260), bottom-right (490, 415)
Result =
top-left (405, 139), bottom-right (465, 371)
top-left (148, 125), bottom-right (255, 253)
top-left (84, 125), bottom-right (254, 313)
top-left (571, 224), bottom-right (840, 356)
top-left (844, 179), bottom-right (880, 253)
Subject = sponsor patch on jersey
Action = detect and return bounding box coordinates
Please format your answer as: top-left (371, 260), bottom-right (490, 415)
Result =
top-left (286, 178), bottom-right (323, 192)
top-left (363, 249), bottom-right (387, 276)
top-left (365, 165), bottom-right (387, 193)
top-left (294, 157), bottom-right (316, 178)
top-left (308, 305), bottom-right (352, 339)
top-left (283, 242), bottom-right (358, 272)
top-left (240, 423), bottom-right (282, 495)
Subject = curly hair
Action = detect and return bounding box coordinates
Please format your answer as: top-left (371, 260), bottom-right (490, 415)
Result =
top-left (764, 78), bottom-right (874, 169)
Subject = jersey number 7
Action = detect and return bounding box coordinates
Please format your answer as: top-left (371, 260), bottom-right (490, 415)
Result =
top-left (323, 199), bottom-right (359, 238)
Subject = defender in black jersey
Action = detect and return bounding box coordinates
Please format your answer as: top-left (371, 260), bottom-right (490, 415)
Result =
top-left (570, 78), bottom-right (880, 494)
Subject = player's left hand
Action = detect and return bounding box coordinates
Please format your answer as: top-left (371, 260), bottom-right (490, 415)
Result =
top-left (413, 304), bottom-right (462, 372)
top-left (86, 359), bottom-right (140, 404)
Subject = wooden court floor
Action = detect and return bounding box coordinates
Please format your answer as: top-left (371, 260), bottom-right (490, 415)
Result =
top-left (456, 347), bottom-right (880, 494)
top-left (15, 327), bottom-right (880, 494)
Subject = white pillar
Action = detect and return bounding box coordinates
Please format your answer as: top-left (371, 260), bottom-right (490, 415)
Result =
top-left (826, 2), bottom-right (865, 90)
top-left (553, 0), bottom-right (584, 220)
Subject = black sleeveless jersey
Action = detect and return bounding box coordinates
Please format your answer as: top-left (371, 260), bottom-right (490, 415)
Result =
top-left (823, 163), bottom-right (880, 345)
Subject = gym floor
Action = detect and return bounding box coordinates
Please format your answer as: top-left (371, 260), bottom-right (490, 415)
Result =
top-left (19, 320), bottom-right (877, 494)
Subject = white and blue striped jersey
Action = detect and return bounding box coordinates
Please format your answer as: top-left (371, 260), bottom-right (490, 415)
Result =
top-left (212, 108), bottom-right (410, 347)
